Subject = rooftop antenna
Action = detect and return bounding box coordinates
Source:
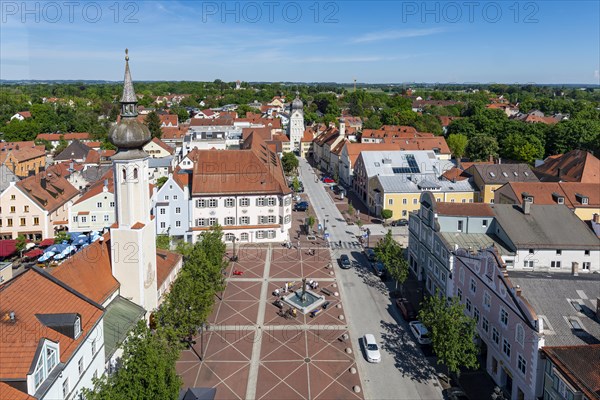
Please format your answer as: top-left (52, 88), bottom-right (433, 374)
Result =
top-left (353, 78), bottom-right (357, 92)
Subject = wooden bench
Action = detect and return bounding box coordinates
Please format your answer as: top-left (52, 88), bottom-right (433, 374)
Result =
top-left (321, 288), bottom-right (334, 296)
top-left (310, 309), bottom-right (322, 318)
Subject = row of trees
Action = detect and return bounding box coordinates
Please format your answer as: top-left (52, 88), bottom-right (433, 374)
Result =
top-left (374, 231), bottom-right (479, 377)
top-left (84, 227), bottom-right (227, 400)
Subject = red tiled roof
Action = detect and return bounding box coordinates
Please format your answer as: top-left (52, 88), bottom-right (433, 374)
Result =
top-left (384, 136), bottom-right (451, 154)
top-left (159, 114), bottom-right (178, 127)
top-left (51, 234), bottom-right (119, 305)
top-left (542, 345), bottom-right (600, 400)
top-left (0, 382), bottom-right (35, 399)
top-left (156, 249), bottom-right (182, 287)
top-left (36, 132), bottom-right (91, 141)
top-left (131, 222), bottom-right (145, 229)
top-left (6, 147), bottom-right (45, 162)
top-left (0, 141), bottom-right (40, 152)
top-left (161, 124), bottom-right (189, 140)
top-left (16, 169), bottom-right (79, 212)
top-left (17, 111), bottom-right (32, 119)
top-left (149, 137), bottom-right (175, 155)
top-left (437, 116), bottom-right (462, 126)
top-left (0, 268), bottom-right (104, 379)
top-left (344, 142), bottom-right (406, 166)
top-left (441, 167), bottom-right (471, 182)
top-left (191, 148), bottom-right (291, 196)
top-left (435, 202), bottom-right (495, 217)
top-left (301, 128), bottom-right (314, 143)
top-left (535, 150), bottom-right (600, 183)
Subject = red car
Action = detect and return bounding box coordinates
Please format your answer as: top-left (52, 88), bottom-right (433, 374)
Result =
top-left (323, 177), bottom-right (335, 184)
top-left (395, 298), bottom-right (417, 321)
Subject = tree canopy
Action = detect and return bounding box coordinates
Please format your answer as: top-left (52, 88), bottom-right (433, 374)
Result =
top-left (374, 230), bottom-right (409, 291)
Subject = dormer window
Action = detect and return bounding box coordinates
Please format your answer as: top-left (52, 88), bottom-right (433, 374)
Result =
top-left (74, 316), bottom-right (81, 339)
top-left (33, 341), bottom-right (59, 390)
top-left (552, 192), bottom-right (565, 204)
top-left (575, 193), bottom-right (589, 205)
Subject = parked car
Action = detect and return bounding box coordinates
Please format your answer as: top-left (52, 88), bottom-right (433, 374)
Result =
top-left (339, 254), bottom-right (351, 269)
top-left (371, 261), bottom-right (385, 277)
top-left (362, 334), bottom-right (381, 363)
top-left (364, 248), bottom-right (376, 262)
top-left (293, 201), bottom-right (309, 211)
top-left (395, 298), bottom-right (417, 321)
top-left (323, 177), bottom-right (335, 184)
top-left (391, 219), bottom-right (409, 226)
top-left (445, 387), bottom-right (470, 400)
top-left (409, 321), bottom-right (432, 345)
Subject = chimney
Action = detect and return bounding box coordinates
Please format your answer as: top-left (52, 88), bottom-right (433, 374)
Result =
top-left (572, 262), bottom-right (579, 276)
top-left (521, 192), bottom-right (532, 214)
top-left (596, 298), bottom-right (600, 320)
top-left (593, 213), bottom-right (599, 223)
top-left (41, 178), bottom-right (47, 190)
top-left (515, 285), bottom-right (522, 297)
top-left (557, 167), bottom-right (562, 179)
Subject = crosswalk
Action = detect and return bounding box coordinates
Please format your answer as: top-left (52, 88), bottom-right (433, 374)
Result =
top-left (327, 241), bottom-right (363, 250)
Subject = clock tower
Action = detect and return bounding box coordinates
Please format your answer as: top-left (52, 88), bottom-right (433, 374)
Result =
top-left (288, 92), bottom-right (304, 150)
top-left (109, 50), bottom-right (158, 312)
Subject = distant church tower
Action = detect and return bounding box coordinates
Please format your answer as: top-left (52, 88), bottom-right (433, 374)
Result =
top-left (109, 50), bottom-right (158, 312)
top-left (288, 92), bottom-right (304, 150)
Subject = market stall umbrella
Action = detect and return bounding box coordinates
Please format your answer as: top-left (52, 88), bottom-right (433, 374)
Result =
top-left (24, 249), bottom-right (43, 258)
top-left (53, 253), bottom-right (66, 260)
top-left (39, 238), bottom-right (55, 248)
top-left (0, 240), bottom-right (17, 258)
top-left (38, 251), bottom-right (56, 262)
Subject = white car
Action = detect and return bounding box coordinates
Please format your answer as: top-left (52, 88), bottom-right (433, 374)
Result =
top-left (409, 321), bottom-right (432, 345)
top-left (363, 334), bottom-right (381, 363)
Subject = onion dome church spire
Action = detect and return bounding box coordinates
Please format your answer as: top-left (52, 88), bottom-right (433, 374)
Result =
top-left (109, 49), bottom-right (151, 160)
top-left (291, 91), bottom-right (303, 111)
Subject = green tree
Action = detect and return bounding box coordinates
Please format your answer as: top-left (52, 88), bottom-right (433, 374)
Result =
top-left (418, 292), bottom-right (479, 377)
top-left (54, 231), bottom-right (70, 244)
top-left (501, 133), bottom-right (544, 164)
top-left (35, 138), bottom-right (53, 151)
top-left (291, 176), bottom-right (301, 192)
top-left (15, 235), bottom-right (27, 257)
top-left (466, 134), bottom-right (498, 161)
top-left (374, 230), bottom-right (408, 292)
top-left (145, 111), bottom-right (162, 139)
top-left (156, 235), bottom-right (170, 250)
top-left (281, 152), bottom-right (299, 175)
top-left (306, 214), bottom-right (315, 234)
top-left (156, 176), bottom-right (168, 189)
top-left (83, 321), bottom-right (181, 400)
top-left (155, 226), bottom-right (226, 343)
top-left (347, 202), bottom-right (355, 217)
top-left (380, 209), bottom-right (393, 224)
top-left (446, 134), bottom-right (468, 159)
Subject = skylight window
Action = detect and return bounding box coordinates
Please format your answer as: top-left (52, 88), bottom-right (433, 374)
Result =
top-left (489, 172), bottom-right (496, 177)
top-left (569, 318), bottom-right (583, 331)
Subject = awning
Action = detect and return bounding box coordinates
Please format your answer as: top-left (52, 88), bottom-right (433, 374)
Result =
top-left (39, 238), bottom-right (55, 247)
top-left (0, 240), bottom-right (17, 258)
top-left (24, 249), bottom-right (44, 258)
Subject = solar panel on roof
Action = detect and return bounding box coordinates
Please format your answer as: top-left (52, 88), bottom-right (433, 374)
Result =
top-left (392, 154), bottom-right (420, 174)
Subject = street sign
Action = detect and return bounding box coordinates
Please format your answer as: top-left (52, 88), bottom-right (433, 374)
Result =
top-left (324, 233), bottom-right (330, 239)
top-left (362, 233), bottom-right (368, 238)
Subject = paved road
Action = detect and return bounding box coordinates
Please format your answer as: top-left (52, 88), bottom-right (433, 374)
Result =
top-left (299, 158), bottom-right (443, 400)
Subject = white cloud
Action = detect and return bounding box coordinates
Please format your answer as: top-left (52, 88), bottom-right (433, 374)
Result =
top-left (352, 28), bottom-right (446, 43)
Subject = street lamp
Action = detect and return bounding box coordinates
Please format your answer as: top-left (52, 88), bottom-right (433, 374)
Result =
top-left (231, 237), bottom-right (238, 262)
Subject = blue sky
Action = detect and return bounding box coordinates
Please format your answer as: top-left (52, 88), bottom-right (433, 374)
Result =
top-left (1, 1), bottom-right (599, 84)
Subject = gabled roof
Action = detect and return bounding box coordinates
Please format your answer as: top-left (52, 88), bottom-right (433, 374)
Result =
top-left (534, 150), bottom-right (600, 183)
top-left (148, 137), bottom-right (175, 155)
top-left (542, 345), bottom-right (600, 399)
top-left (498, 182), bottom-right (600, 208)
top-left (0, 268), bottom-right (104, 379)
top-left (468, 163), bottom-right (538, 184)
top-left (51, 234), bottom-right (119, 305)
top-left (491, 204), bottom-right (600, 248)
top-left (54, 140), bottom-right (91, 161)
top-left (0, 381), bottom-right (35, 399)
top-left (5, 147), bottom-right (45, 163)
top-left (384, 136), bottom-right (451, 154)
top-left (313, 127), bottom-right (339, 146)
top-left (441, 167), bottom-right (471, 182)
top-left (159, 114), bottom-right (178, 126)
top-left (436, 202), bottom-right (495, 217)
top-left (0, 164), bottom-right (19, 193)
top-left (300, 128), bottom-right (314, 143)
top-left (156, 249), bottom-right (182, 287)
top-left (73, 170), bottom-right (114, 205)
top-left (15, 169), bottom-right (79, 212)
top-left (162, 124), bottom-right (189, 140)
top-left (191, 148), bottom-right (291, 196)
top-left (36, 132), bottom-right (90, 142)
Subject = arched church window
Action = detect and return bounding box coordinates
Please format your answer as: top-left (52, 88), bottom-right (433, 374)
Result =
top-left (133, 168), bottom-right (138, 180)
top-left (122, 168), bottom-right (127, 182)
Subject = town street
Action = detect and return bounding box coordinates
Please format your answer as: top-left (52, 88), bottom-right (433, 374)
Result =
top-left (298, 158), bottom-right (443, 400)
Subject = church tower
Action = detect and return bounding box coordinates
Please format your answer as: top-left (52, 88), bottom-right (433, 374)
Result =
top-left (288, 92), bottom-right (304, 150)
top-left (109, 50), bottom-right (158, 312)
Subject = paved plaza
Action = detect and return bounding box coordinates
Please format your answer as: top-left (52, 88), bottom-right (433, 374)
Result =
top-left (176, 244), bottom-right (364, 400)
